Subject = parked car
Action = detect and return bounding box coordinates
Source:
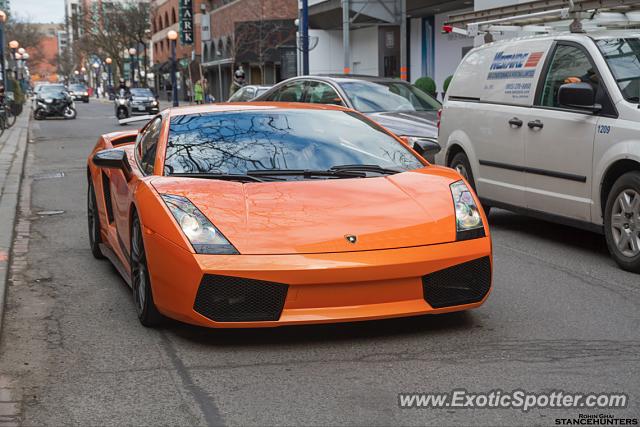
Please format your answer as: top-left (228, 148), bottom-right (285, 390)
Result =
top-left (437, 30), bottom-right (640, 272)
top-left (87, 103), bottom-right (491, 327)
top-left (255, 75), bottom-right (442, 161)
top-left (228, 85), bottom-right (272, 102)
top-left (68, 83), bottom-right (90, 103)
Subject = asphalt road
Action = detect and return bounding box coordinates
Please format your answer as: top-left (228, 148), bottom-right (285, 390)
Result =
top-left (0, 101), bottom-right (639, 426)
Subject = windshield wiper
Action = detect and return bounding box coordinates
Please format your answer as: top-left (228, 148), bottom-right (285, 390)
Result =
top-left (246, 169), bottom-right (366, 179)
top-left (168, 172), bottom-right (268, 183)
top-left (329, 164), bottom-right (401, 175)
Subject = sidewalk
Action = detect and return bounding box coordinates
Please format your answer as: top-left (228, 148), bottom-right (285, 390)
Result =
top-left (0, 112), bottom-right (29, 335)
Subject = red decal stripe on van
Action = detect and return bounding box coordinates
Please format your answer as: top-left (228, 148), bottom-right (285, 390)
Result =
top-left (524, 52), bottom-right (543, 67)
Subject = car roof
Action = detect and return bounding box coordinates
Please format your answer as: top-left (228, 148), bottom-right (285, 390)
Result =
top-left (166, 102), bottom-right (350, 117)
top-left (286, 74), bottom-right (409, 85)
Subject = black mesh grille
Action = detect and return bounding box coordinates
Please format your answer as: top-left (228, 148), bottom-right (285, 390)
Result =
top-left (101, 172), bottom-right (114, 223)
top-left (422, 256), bottom-right (491, 308)
top-left (194, 275), bottom-right (289, 322)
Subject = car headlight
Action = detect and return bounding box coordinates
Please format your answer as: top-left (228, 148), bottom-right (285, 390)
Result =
top-left (161, 194), bottom-right (239, 254)
top-left (45, 98), bottom-right (53, 103)
top-left (83, 92), bottom-right (88, 96)
top-left (450, 180), bottom-right (485, 240)
top-left (151, 100), bottom-right (158, 106)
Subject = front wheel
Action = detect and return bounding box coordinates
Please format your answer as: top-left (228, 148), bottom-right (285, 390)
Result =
top-left (64, 106), bottom-right (77, 119)
top-left (5, 108), bottom-right (16, 127)
top-left (33, 108), bottom-right (45, 120)
top-left (131, 214), bottom-right (164, 327)
top-left (604, 171), bottom-right (640, 273)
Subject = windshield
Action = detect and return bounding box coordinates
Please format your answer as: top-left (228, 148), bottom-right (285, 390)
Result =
top-left (39, 86), bottom-right (67, 98)
top-left (339, 80), bottom-right (441, 113)
top-left (69, 84), bottom-right (86, 91)
top-left (131, 88), bottom-right (154, 97)
top-left (597, 38), bottom-right (640, 102)
top-left (164, 110), bottom-right (423, 177)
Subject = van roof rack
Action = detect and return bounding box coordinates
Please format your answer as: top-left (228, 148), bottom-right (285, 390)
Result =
top-left (443, 0), bottom-right (640, 39)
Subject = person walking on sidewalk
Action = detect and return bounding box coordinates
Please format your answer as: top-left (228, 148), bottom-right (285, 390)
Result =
top-left (194, 80), bottom-right (204, 105)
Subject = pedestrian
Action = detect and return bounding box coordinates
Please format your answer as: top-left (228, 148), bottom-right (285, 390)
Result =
top-left (194, 80), bottom-right (204, 105)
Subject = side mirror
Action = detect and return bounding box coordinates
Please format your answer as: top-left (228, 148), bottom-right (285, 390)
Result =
top-left (406, 137), bottom-right (441, 163)
top-left (93, 148), bottom-right (133, 180)
top-left (558, 82), bottom-right (601, 112)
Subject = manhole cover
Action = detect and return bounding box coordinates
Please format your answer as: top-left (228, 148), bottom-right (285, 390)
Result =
top-left (32, 172), bottom-right (65, 180)
top-left (36, 210), bottom-right (65, 216)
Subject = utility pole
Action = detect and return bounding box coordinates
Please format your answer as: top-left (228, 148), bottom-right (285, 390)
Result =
top-left (301, 0), bottom-right (309, 75)
top-left (342, 0), bottom-right (349, 74)
top-left (400, 0), bottom-right (407, 80)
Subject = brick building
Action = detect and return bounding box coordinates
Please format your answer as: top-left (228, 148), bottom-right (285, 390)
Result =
top-left (150, 0), bottom-right (206, 101)
top-left (200, 0), bottom-right (297, 101)
top-left (29, 24), bottom-right (62, 83)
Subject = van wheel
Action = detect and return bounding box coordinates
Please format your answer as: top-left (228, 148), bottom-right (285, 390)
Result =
top-left (450, 152), bottom-right (490, 215)
top-left (604, 171), bottom-right (640, 273)
top-left (450, 152), bottom-right (476, 190)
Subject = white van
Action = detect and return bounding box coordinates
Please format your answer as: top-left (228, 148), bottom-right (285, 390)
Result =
top-left (437, 31), bottom-right (640, 272)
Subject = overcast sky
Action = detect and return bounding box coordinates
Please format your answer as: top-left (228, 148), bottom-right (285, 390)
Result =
top-left (11, 0), bottom-right (65, 23)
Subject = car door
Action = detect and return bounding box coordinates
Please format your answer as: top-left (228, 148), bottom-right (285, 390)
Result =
top-left (524, 41), bottom-right (614, 221)
top-left (304, 81), bottom-right (345, 106)
top-left (263, 80), bottom-right (308, 102)
top-left (112, 117), bottom-right (162, 253)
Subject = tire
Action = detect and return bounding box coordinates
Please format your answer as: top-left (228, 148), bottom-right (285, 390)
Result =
top-left (6, 108), bottom-right (16, 128)
top-left (64, 106), bottom-right (77, 120)
top-left (131, 213), bottom-right (163, 327)
top-left (34, 108), bottom-right (44, 120)
top-left (604, 171), bottom-right (640, 273)
top-left (87, 182), bottom-right (105, 259)
top-left (449, 151), bottom-right (491, 215)
top-left (117, 108), bottom-right (128, 120)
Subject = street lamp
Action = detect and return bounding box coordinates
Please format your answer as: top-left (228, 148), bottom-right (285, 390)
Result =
top-left (9, 40), bottom-right (18, 79)
top-left (0, 11), bottom-right (7, 93)
top-left (80, 66), bottom-right (86, 83)
top-left (128, 47), bottom-right (137, 87)
top-left (167, 30), bottom-right (178, 107)
top-left (105, 57), bottom-right (113, 89)
top-left (92, 62), bottom-right (100, 99)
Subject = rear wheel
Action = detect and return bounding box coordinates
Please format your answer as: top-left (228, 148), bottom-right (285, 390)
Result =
top-left (5, 108), bottom-right (16, 127)
top-left (604, 171), bottom-right (640, 273)
top-left (131, 214), bottom-right (163, 327)
top-left (87, 182), bottom-right (105, 259)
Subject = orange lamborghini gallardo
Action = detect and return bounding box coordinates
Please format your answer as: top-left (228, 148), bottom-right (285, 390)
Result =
top-left (87, 103), bottom-right (492, 327)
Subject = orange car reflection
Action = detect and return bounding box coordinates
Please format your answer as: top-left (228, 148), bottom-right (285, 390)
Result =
top-left (87, 103), bottom-right (492, 328)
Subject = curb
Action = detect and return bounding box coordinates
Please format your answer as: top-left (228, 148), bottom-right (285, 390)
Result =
top-left (0, 113), bottom-right (30, 335)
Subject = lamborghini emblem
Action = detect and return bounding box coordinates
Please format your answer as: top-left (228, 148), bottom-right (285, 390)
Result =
top-left (345, 234), bottom-right (357, 244)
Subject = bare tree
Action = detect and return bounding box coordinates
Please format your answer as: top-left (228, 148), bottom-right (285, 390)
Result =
top-left (5, 16), bottom-right (45, 66)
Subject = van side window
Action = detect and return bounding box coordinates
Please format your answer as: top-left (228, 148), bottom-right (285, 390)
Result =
top-left (539, 45), bottom-right (600, 108)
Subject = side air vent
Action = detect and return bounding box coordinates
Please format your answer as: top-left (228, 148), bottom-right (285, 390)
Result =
top-left (101, 172), bottom-right (114, 223)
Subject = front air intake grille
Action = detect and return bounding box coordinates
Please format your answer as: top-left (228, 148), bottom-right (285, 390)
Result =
top-left (194, 275), bottom-right (289, 322)
top-left (422, 256), bottom-right (491, 308)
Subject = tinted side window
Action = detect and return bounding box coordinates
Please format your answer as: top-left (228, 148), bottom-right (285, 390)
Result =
top-left (137, 118), bottom-right (162, 175)
top-left (306, 81), bottom-right (343, 105)
top-left (539, 45), bottom-right (600, 108)
top-left (269, 82), bottom-right (306, 102)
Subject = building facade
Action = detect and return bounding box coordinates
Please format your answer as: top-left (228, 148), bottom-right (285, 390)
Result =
top-left (150, 0), bottom-right (205, 101)
top-left (307, 0), bottom-right (527, 99)
top-left (199, 0), bottom-right (298, 101)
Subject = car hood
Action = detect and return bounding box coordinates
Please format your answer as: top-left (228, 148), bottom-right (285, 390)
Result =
top-left (151, 168), bottom-right (459, 255)
top-left (365, 110), bottom-right (438, 139)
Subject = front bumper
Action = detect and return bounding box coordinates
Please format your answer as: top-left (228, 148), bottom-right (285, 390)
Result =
top-left (144, 232), bottom-right (492, 328)
top-left (130, 104), bottom-right (159, 115)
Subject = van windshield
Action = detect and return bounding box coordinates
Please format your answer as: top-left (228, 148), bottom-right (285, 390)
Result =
top-left (597, 38), bottom-right (640, 103)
